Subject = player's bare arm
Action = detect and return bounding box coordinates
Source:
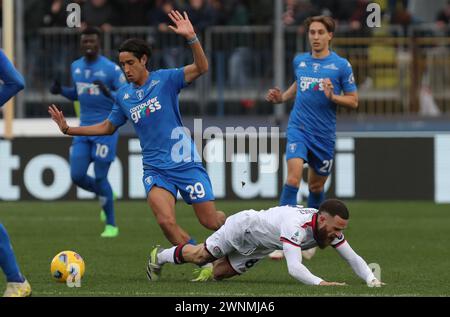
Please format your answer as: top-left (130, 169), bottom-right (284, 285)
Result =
top-left (323, 78), bottom-right (358, 109)
top-left (167, 10), bottom-right (208, 83)
top-left (48, 104), bottom-right (116, 136)
top-left (266, 81), bottom-right (297, 104)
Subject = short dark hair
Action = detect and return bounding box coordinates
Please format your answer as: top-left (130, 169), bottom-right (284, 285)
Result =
top-left (81, 26), bottom-right (102, 38)
top-left (118, 38), bottom-right (152, 66)
top-left (304, 15), bottom-right (336, 33)
top-left (318, 199), bottom-right (349, 220)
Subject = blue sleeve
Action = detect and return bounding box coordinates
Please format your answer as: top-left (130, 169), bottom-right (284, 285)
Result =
top-left (0, 50), bottom-right (25, 107)
top-left (107, 101), bottom-right (128, 128)
top-left (112, 64), bottom-right (127, 91)
top-left (60, 63), bottom-right (78, 101)
top-left (167, 67), bottom-right (187, 93)
top-left (61, 86), bottom-right (78, 101)
top-left (340, 60), bottom-right (357, 93)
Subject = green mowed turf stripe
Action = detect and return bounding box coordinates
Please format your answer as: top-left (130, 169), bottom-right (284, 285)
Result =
top-left (1, 201), bottom-right (449, 296)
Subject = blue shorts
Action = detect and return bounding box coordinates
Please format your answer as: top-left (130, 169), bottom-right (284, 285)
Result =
top-left (142, 164), bottom-right (215, 205)
top-left (286, 130), bottom-right (335, 176)
top-left (70, 132), bottom-right (119, 163)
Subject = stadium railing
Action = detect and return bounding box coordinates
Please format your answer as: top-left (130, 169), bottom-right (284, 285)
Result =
top-left (14, 24), bottom-right (450, 118)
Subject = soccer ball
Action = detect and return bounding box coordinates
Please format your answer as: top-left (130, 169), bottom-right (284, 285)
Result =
top-left (50, 251), bottom-right (85, 283)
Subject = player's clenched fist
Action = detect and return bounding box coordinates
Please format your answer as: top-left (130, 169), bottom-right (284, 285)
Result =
top-left (266, 87), bottom-right (283, 104)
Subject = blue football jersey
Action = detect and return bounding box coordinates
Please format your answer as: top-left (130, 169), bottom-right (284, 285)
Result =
top-left (288, 51), bottom-right (357, 140)
top-left (71, 55), bottom-right (126, 125)
top-left (108, 67), bottom-right (201, 170)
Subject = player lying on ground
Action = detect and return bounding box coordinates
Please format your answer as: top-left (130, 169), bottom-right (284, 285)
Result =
top-left (0, 50), bottom-right (32, 297)
top-left (49, 10), bottom-right (225, 281)
top-left (148, 199), bottom-right (385, 287)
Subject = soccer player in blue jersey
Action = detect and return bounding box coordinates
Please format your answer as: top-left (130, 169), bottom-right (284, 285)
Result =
top-left (49, 10), bottom-right (225, 281)
top-left (266, 16), bottom-right (358, 259)
top-left (0, 50), bottom-right (31, 297)
top-left (50, 27), bottom-right (127, 238)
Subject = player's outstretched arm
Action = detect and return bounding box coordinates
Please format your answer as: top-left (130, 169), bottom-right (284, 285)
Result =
top-left (265, 82), bottom-right (297, 104)
top-left (334, 240), bottom-right (386, 287)
top-left (283, 243), bottom-right (346, 286)
top-left (167, 10), bottom-right (208, 83)
top-left (48, 104), bottom-right (116, 136)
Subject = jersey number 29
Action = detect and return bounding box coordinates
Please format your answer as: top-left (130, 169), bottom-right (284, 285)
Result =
top-left (186, 182), bottom-right (205, 200)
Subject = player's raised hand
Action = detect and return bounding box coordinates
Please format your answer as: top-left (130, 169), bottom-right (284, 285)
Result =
top-left (48, 104), bottom-right (69, 134)
top-left (168, 10), bottom-right (196, 39)
top-left (323, 78), bottom-right (335, 100)
top-left (266, 87), bottom-right (283, 104)
top-left (319, 281), bottom-right (347, 286)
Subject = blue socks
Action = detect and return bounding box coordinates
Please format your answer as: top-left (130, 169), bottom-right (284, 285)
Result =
top-left (71, 158), bottom-right (116, 227)
top-left (308, 190), bottom-right (325, 209)
top-left (0, 224), bottom-right (24, 283)
top-left (97, 178), bottom-right (115, 226)
top-left (280, 184), bottom-right (299, 206)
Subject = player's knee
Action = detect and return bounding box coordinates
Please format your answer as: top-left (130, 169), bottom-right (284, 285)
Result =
top-left (70, 171), bottom-right (84, 185)
top-left (213, 271), bottom-right (226, 281)
top-left (156, 216), bottom-right (177, 230)
top-left (216, 211), bottom-right (226, 227)
top-left (212, 267), bottom-right (234, 281)
top-left (309, 183), bottom-right (324, 193)
top-left (286, 175), bottom-right (301, 187)
top-left (198, 215), bottom-right (222, 230)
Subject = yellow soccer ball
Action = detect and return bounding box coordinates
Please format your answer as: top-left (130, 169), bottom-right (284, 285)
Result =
top-left (50, 251), bottom-right (85, 283)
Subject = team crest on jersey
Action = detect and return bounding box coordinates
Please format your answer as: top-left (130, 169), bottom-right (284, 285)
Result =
top-left (312, 63), bottom-right (321, 72)
top-left (136, 89), bottom-right (145, 100)
top-left (289, 143), bottom-right (297, 153)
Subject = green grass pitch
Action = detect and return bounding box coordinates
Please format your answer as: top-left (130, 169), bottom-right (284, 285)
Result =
top-left (1, 200), bottom-right (449, 296)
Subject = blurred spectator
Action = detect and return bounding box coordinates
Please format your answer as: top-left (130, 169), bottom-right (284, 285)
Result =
top-left (226, 0), bottom-right (251, 89)
top-left (436, 1), bottom-right (450, 27)
top-left (247, 0), bottom-right (273, 25)
top-left (149, 0), bottom-right (186, 68)
top-left (82, 0), bottom-right (119, 32)
top-left (117, 0), bottom-right (152, 26)
top-left (184, 0), bottom-right (217, 34)
top-left (41, 0), bottom-right (72, 27)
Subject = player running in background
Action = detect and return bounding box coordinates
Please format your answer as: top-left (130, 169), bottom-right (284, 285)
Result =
top-left (266, 16), bottom-right (359, 259)
top-left (148, 199), bottom-right (385, 287)
top-left (48, 10), bottom-right (225, 281)
top-left (49, 27), bottom-right (127, 238)
top-left (0, 50), bottom-right (31, 297)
